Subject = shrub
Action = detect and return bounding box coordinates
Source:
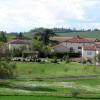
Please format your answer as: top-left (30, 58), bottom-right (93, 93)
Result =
top-left (0, 61), bottom-right (17, 79)
top-left (71, 89), bottom-right (80, 98)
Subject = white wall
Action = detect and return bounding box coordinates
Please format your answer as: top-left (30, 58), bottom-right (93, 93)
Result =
top-left (8, 44), bottom-right (29, 50)
top-left (61, 42), bottom-right (94, 52)
top-left (82, 49), bottom-right (96, 59)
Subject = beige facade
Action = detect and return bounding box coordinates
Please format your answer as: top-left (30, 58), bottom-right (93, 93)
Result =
top-left (8, 43), bottom-right (30, 50)
top-left (8, 39), bottom-right (31, 50)
top-left (61, 42), bottom-right (93, 52)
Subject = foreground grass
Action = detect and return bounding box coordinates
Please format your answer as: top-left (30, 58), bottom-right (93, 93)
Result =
top-left (1, 96), bottom-right (99, 100)
top-left (0, 79), bottom-right (100, 97)
top-left (16, 62), bottom-right (100, 79)
top-left (0, 62), bottom-right (100, 99)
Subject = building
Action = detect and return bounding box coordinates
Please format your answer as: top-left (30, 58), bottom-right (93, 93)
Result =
top-left (53, 36), bottom-right (100, 65)
top-left (61, 37), bottom-right (95, 53)
top-left (8, 39), bottom-right (32, 50)
top-left (82, 42), bottom-right (100, 65)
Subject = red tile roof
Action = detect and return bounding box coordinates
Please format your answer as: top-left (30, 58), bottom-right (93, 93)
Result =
top-left (64, 37), bottom-right (94, 43)
top-left (10, 39), bottom-right (30, 44)
top-left (83, 45), bottom-right (97, 51)
top-left (53, 44), bottom-right (68, 49)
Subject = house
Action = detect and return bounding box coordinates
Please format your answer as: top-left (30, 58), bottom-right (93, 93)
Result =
top-left (53, 36), bottom-right (100, 65)
top-left (53, 37), bottom-right (97, 53)
top-left (82, 45), bottom-right (97, 60)
top-left (60, 37), bottom-right (95, 53)
top-left (8, 39), bottom-right (32, 50)
top-left (82, 42), bottom-right (100, 65)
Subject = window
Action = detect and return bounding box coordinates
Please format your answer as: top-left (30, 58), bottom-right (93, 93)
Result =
top-left (70, 47), bottom-right (74, 52)
top-left (87, 51), bottom-right (92, 55)
top-left (78, 46), bottom-right (81, 49)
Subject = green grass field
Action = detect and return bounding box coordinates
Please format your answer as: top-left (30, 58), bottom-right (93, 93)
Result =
top-left (0, 79), bottom-right (100, 99)
top-left (7, 31), bottom-right (100, 41)
top-left (23, 31), bottom-right (100, 39)
top-left (1, 96), bottom-right (98, 100)
top-left (0, 62), bottom-right (100, 99)
top-left (57, 31), bottom-right (100, 38)
top-left (15, 62), bottom-right (100, 79)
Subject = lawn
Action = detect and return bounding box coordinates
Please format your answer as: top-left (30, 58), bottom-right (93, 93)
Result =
top-left (0, 79), bottom-right (100, 99)
top-left (0, 96), bottom-right (98, 100)
top-left (0, 62), bottom-right (100, 99)
top-left (15, 62), bottom-right (100, 79)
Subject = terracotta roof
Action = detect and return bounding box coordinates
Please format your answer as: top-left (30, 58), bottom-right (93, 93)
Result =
top-left (64, 37), bottom-right (94, 43)
top-left (9, 39), bottom-right (31, 44)
top-left (95, 42), bottom-right (100, 47)
top-left (83, 45), bottom-right (97, 51)
top-left (53, 44), bottom-right (68, 49)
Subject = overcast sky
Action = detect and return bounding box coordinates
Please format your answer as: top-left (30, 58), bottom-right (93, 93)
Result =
top-left (0, 0), bottom-right (100, 32)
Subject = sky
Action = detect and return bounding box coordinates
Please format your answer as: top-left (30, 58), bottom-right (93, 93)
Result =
top-left (0, 0), bottom-right (100, 32)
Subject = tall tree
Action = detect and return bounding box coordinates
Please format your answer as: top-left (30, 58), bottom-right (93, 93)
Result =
top-left (0, 44), bottom-right (16, 79)
top-left (0, 31), bottom-right (7, 42)
top-left (41, 29), bottom-right (55, 45)
top-left (16, 32), bottom-right (24, 39)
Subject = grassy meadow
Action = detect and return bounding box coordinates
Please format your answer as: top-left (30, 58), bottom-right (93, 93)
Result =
top-left (6, 31), bottom-right (100, 41)
top-left (15, 62), bottom-right (100, 79)
top-left (57, 31), bottom-right (100, 38)
top-left (0, 62), bottom-right (100, 99)
top-left (0, 96), bottom-right (97, 100)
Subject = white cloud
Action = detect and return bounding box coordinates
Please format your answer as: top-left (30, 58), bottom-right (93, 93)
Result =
top-left (0, 0), bottom-right (99, 32)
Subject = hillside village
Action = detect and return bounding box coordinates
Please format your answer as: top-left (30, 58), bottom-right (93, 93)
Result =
top-left (1, 0), bottom-right (100, 99)
top-left (0, 31), bottom-right (100, 65)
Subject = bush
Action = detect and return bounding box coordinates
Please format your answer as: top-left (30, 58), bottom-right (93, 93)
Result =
top-left (64, 55), bottom-right (70, 63)
top-left (0, 61), bottom-right (17, 79)
top-left (51, 56), bottom-right (59, 64)
top-left (71, 89), bottom-right (80, 98)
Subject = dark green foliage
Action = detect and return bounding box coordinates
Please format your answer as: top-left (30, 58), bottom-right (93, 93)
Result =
top-left (11, 46), bottom-right (26, 57)
top-left (71, 89), bottom-right (80, 97)
top-left (96, 53), bottom-right (100, 62)
top-left (0, 31), bottom-right (7, 42)
top-left (0, 60), bottom-right (16, 79)
top-left (0, 47), bottom-right (16, 79)
top-left (64, 55), bottom-right (70, 63)
top-left (41, 29), bottom-right (55, 45)
top-left (33, 29), bottom-right (55, 45)
top-left (16, 32), bottom-right (23, 39)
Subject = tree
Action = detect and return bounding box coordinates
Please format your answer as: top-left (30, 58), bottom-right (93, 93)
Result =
top-left (0, 61), bottom-right (16, 79)
top-left (33, 39), bottom-right (43, 51)
top-left (0, 31), bottom-right (7, 42)
top-left (33, 29), bottom-right (55, 45)
top-left (11, 46), bottom-right (27, 57)
top-left (96, 53), bottom-right (100, 62)
top-left (41, 29), bottom-right (55, 45)
top-left (16, 32), bottom-right (23, 39)
top-left (0, 45), bottom-right (16, 79)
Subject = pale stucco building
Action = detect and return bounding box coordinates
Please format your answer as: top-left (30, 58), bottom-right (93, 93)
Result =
top-left (8, 39), bottom-right (31, 50)
top-left (54, 37), bottom-right (96, 53)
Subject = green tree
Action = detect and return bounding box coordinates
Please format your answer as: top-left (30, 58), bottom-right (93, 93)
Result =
top-left (0, 61), bottom-right (16, 79)
top-left (0, 31), bottom-right (7, 42)
top-left (42, 29), bottom-right (55, 45)
top-left (16, 32), bottom-right (24, 39)
top-left (33, 29), bottom-right (55, 45)
top-left (96, 53), bottom-right (100, 62)
top-left (33, 39), bottom-right (43, 51)
top-left (0, 45), bottom-right (16, 79)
